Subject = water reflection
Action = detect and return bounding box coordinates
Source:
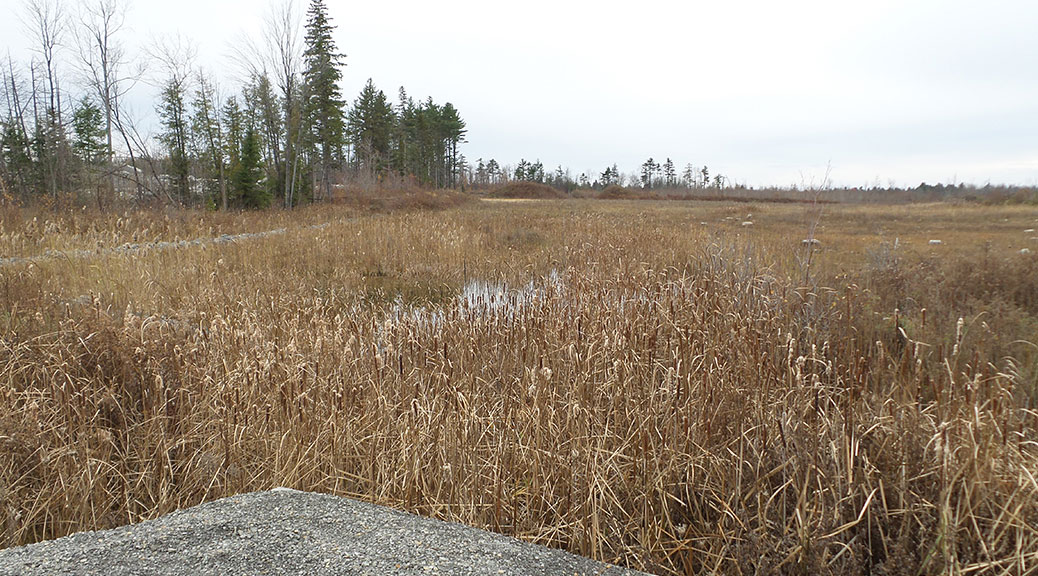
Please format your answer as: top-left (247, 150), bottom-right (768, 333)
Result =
top-left (387, 269), bottom-right (563, 332)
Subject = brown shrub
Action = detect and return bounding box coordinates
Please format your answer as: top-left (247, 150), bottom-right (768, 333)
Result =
top-left (485, 182), bottom-right (567, 199)
top-left (595, 185), bottom-right (654, 200)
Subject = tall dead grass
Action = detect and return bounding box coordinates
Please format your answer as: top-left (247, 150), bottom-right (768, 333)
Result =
top-left (1, 200), bottom-right (1036, 575)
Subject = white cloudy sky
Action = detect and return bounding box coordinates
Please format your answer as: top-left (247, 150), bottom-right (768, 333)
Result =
top-left (3, 0), bottom-right (1037, 187)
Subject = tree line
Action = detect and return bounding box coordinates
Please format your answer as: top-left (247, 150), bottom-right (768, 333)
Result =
top-left (0, 0), bottom-right (467, 209)
top-left (467, 156), bottom-right (728, 192)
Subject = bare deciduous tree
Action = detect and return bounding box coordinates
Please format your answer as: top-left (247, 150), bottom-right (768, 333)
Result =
top-left (23, 0), bottom-right (70, 198)
top-left (233, 0), bottom-right (303, 207)
top-left (149, 35), bottom-right (196, 203)
top-left (192, 70), bottom-right (227, 209)
top-left (74, 0), bottom-right (145, 206)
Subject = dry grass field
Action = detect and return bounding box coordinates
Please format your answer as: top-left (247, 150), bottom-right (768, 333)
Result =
top-left (1, 197), bottom-right (1037, 574)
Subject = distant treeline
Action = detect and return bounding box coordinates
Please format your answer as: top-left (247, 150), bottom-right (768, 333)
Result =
top-left (468, 157), bottom-right (729, 192)
top-left (468, 156), bottom-right (1038, 204)
top-left (0, 0), bottom-right (466, 209)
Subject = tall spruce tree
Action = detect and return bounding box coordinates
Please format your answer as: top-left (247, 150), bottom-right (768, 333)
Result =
top-left (70, 96), bottom-right (106, 201)
top-left (301, 0), bottom-right (345, 202)
top-left (190, 73), bottom-right (226, 209)
top-left (440, 102), bottom-right (466, 188)
top-left (233, 125), bottom-right (268, 209)
top-left (347, 79), bottom-right (395, 176)
top-left (222, 96), bottom-right (244, 177)
top-left (157, 76), bottom-right (191, 203)
top-left (390, 87), bottom-right (414, 176)
top-left (71, 97), bottom-right (106, 166)
top-left (243, 75), bottom-right (281, 187)
top-left (1, 119), bottom-right (35, 198)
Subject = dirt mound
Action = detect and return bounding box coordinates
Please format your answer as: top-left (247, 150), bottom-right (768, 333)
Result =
top-left (595, 185), bottom-right (654, 200)
top-left (485, 182), bottom-right (567, 199)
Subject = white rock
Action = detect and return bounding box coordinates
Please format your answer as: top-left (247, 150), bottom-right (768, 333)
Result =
top-left (741, 221), bottom-right (754, 227)
top-left (929, 239), bottom-right (943, 245)
top-left (1022, 248), bottom-right (1033, 255)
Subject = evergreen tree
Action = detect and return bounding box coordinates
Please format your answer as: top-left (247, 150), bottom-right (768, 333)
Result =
top-left (70, 97), bottom-right (107, 200)
top-left (528, 159), bottom-right (544, 183)
top-left (71, 97), bottom-right (107, 166)
top-left (157, 77), bottom-right (191, 203)
top-left (191, 74), bottom-right (226, 209)
top-left (641, 158), bottom-right (658, 188)
top-left (663, 158), bottom-right (676, 187)
top-left (347, 79), bottom-right (395, 176)
top-left (0, 119), bottom-right (35, 198)
top-left (302, 0), bottom-right (345, 201)
top-left (31, 104), bottom-right (70, 200)
top-left (682, 163), bottom-right (696, 188)
top-left (515, 159), bottom-right (530, 181)
top-left (389, 86), bottom-right (414, 176)
top-left (233, 125), bottom-right (269, 208)
top-left (440, 102), bottom-right (466, 188)
top-left (475, 158), bottom-right (486, 187)
top-left (243, 76), bottom-right (282, 184)
top-left (222, 96), bottom-right (245, 175)
top-left (486, 158), bottom-right (499, 184)
top-left (599, 164), bottom-right (620, 187)
top-left (414, 98), bottom-right (441, 185)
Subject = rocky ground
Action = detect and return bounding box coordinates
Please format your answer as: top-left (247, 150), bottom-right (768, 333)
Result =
top-left (0, 489), bottom-right (647, 576)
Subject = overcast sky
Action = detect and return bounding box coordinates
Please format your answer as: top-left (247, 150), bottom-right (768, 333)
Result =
top-left (4, 0), bottom-right (1037, 187)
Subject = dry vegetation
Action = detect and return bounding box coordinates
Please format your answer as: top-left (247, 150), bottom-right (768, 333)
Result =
top-left (1, 198), bottom-right (1037, 575)
top-left (484, 181), bottom-right (568, 199)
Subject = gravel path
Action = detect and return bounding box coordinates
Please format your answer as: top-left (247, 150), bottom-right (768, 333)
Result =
top-left (0, 489), bottom-right (649, 576)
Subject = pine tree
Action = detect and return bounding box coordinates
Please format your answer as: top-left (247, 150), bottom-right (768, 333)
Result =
top-left (515, 159), bottom-right (530, 182)
top-left (440, 102), bottom-right (466, 188)
top-left (302, 0), bottom-right (345, 201)
top-left (0, 119), bottom-right (35, 198)
top-left (347, 79), bottom-right (395, 176)
top-left (243, 75), bottom-right (282, 186)
top-left (191, 74), bottom-right (226, 209)
top-left (641, 158), bottom-right (658, 189)
top-left (158, 76), bottom-right (191, 203)
top-left (222, 96), bottom-right (244, 176)
top-left (71, 97), bottom-right (106, 166)
top-left (233, 125), bottom-right (269, 209)
top-left (663, 158), bottom-right (676, 187)
top-left (486, 158), bottom-right (499, 184)
top-left (682, 163), bottom-right (696, 188)
top-left (390, 87), bottom-right (414, 176)
top-left (70, 97), bottom-right (106, 201)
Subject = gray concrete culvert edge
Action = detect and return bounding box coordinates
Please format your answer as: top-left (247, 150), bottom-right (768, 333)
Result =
top-left (0, 488), bottom-right (652, 576)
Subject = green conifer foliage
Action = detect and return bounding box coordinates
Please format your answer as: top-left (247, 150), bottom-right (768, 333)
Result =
top-left (233, 126), bottom-right (270, 209)
top-left (302, 0), bottom-right (346, 200)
